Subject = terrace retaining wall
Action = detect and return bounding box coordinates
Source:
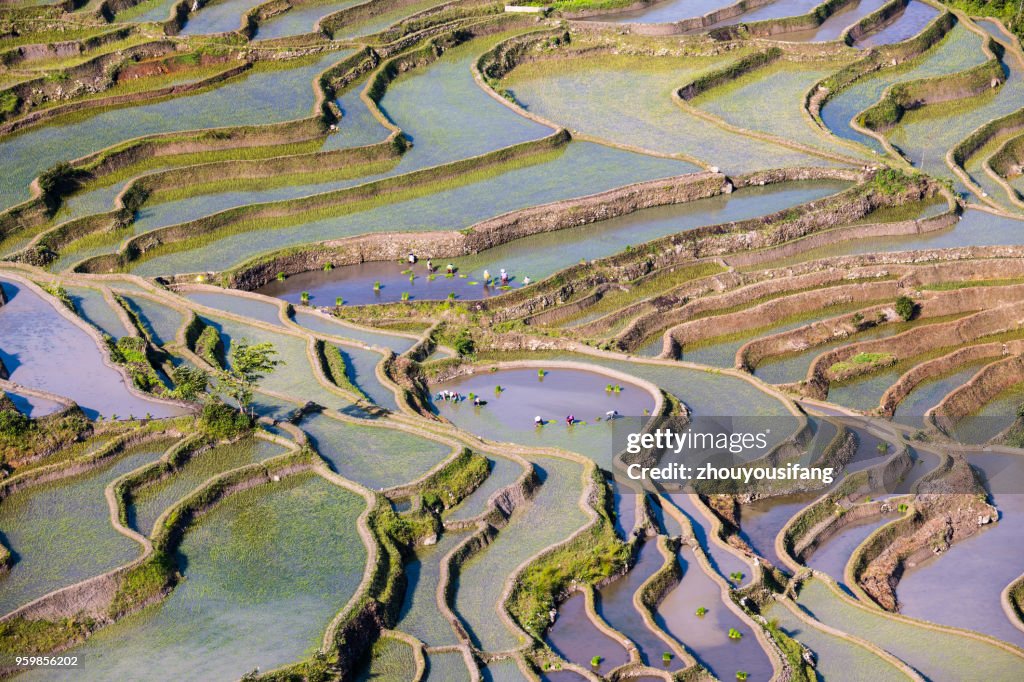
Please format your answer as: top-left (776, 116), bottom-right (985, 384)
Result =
top-left (223, 170), bottom-right (726, 290)
top-left (930, 353), bottom-right (1024, 432)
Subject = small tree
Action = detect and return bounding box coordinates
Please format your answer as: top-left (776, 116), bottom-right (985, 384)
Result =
top-left (895, 295), bottom-right (917, 321)
top-left (876, 441), bottom-right (889, 455)
top-left (590, 656), bottom-right (602, 667)
top-left (218, 340), bottom-right (282, 416)
top-left (170, 366), bottom-right (209, 401)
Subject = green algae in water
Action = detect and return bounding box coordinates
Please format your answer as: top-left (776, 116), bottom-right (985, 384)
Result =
top-left (185, 291), bottom-right (285, 327)
top-left (354, 635), bottom-right (419, 682)
top-left (67, 286), bottom-right (132, 339)
top-left (681, 302), bottom-right (869, 368)
top-left (0, 440), bottom-right (172, 615)
top-left (953, 381), bottom-right (1024, 444)
top-left (254, 0), bottom-right (364, 40)
top-left (128, 437), bottom-right (286, 536)
top-left (0, 51), bottom-right (349, 213)
top-left (119, 294), bottom-right (184, 347)
top-left (820, 22), bottom-right (987, 151)
top-left (796, 577), bottom-right (1024, 680)
top-left (200, 313), bottom-right (356, 412)
top-left (482, 658), bottom-right (530, 681)
top-left (129, 141), bottom-right (690, 275)
top-left (892, 358), bottom-right (994, 426)
top-left (330, 0), bottom-right (448, 41)
top-left (762, 600), bottom-right (908, 682)
top-left (291, 309), bottom-right (417, 354)
top-left (335, 343), bottom-right (398, 411)
top-left (425, 651), bottom-right (473, 681)
top-left (694, 61), bottom-right (868, 159)
top-left (445, 455), bottom-right (525, 522)
top-left (453, 455), bottom-right (588, 651)
top-left (300, 411), bottom-right (451, 489)
top-left (63, 30), bottom-right (548, 270)
top-left (23, 473), bottom-right (367, 682)
top-left (503, 53), bottom-right (846, 173)
top-left (886, 46), bottom-right (1024, 180)
top-left (396, 531), bottom-right (466, 646)
top-left (179, 0), bottom-right (268, 35)
top-left (378, 31), bottom-right (553, 171)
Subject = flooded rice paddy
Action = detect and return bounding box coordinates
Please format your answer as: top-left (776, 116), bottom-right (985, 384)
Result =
top-left (23, 473), bottom-right (368, 681)
top-left (0, 278), bottom-right (185, 419)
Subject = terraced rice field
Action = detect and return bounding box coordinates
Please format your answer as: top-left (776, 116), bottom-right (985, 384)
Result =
top-left (3, 0), bottom-right (1024, 678)
top-left (0, 439), bottom-right (172, 615)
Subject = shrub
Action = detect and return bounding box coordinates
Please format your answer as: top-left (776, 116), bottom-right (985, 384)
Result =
top-left (453, 329), bottom-right (475, 356)
top-left (0, 91), bottom-right (19, 117)
top-left (195, 326), bottom-right (224, 367)
top-left (170, 366), bottom-right (209, 401)
top-left (41, 283), bottom-right (73, 310)
top-left (895, 295), bottom-right (918, 321)
top-left (872, 168), bottom-right (912, 196)
top-left (37, 162), bottom-right (86, 213)
top-left (0, 409), bottom-right (30, 440)
top-left (199, 400), bottom-right (252, 439)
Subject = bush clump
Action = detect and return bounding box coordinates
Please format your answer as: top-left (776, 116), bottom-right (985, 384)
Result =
top-left (194, 326), bottom-right (224, 367)
top-left (199, 400), bottom-right (252, 440)
top-left (453, 328), bottom-right (475, 357)
top-left (895, 295), bottom-right (918, 321)
top-left (37, 162), bottom-right (86, 213)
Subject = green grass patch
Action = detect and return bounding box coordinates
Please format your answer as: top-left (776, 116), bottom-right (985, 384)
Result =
top-left (829, 352), bottom-right (897, 379)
